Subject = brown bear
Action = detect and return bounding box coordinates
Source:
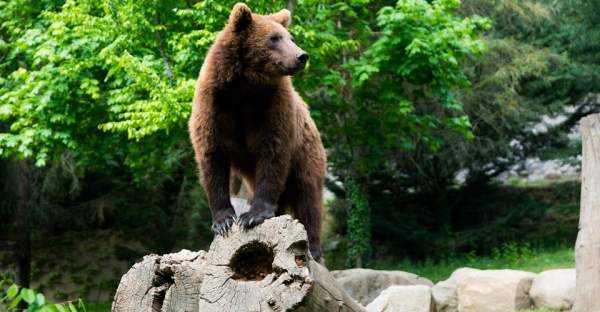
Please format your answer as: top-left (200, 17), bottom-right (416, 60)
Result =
top-left (189, 3), bottom-right (327, 260)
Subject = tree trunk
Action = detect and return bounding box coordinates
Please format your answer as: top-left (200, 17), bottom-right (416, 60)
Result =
top-left (574, 113), bottom-right (600, 312)
top-left (14, 160), bottom-right (31, 288)
top-left (286, 0), bottom-right (297, 13)
top-left (112, 213), bottom-right (364, 312)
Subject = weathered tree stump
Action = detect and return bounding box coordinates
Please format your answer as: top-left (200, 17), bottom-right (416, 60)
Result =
top-left (112, 215), bottom-right (364, 312)
top-left (111, 249), bottom-right (208, 312)
top-left (575, 113), bottom-right (600, 312)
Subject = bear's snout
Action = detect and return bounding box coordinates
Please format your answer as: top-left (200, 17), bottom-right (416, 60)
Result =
top-left (285, 51), bottom-right (308, 75)
top-left (297, 52), bottom-right (309, 64)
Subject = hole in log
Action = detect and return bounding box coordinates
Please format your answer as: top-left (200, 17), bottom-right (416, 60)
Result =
top-left (230, 241), bottom-right (274, 281)
top-left (286, 241), bottom-right (308, 255)
top-left (287, 241), bottom-right (308, 267)
top-left (151, 260), bottom-right (174, 311)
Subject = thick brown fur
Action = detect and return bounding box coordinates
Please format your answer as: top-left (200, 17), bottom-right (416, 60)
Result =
top-left (189, 3), bottom-right (326, 259)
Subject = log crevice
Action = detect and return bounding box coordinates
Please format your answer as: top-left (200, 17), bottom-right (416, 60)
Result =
top-left (151, 259), bottom-right (175, 311)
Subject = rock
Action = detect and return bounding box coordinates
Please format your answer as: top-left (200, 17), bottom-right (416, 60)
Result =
top-left (331, 268), bottom-right (433, 305)
top-left (530, 269), bottom-right (575, 310)
top-left (432, 268), bottom-right (481, 312)
top-left (366, 285), bottom-right (433, 312)
top-left (457, 269), bottom-right (536, 312)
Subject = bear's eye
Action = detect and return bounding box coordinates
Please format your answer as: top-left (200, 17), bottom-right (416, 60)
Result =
top-left (269, 35), bottom-right (282, 43)
top-left (290, 36), bottom-right (296, 43)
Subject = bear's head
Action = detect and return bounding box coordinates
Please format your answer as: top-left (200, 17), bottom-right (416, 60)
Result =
top-left (226, 3), bottom-right (309, 77)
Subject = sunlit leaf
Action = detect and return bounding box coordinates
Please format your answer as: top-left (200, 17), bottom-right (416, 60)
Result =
top-left (21, 288), bottom-right (35, 304)
top-left (6, 284), bottom-right (19, 299)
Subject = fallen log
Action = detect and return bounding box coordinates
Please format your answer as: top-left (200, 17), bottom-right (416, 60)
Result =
top-left (112, 214), bottom-right (364, 312)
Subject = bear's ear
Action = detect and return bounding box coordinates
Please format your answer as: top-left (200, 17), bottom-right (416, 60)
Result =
top-left (229, 3), bottom-right (252, 32)
top-left (269, 9), bottom-right (291, 28)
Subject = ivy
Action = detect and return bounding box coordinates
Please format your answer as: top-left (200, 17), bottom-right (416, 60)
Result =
top-left (346, 178), bottom-right (372, 267)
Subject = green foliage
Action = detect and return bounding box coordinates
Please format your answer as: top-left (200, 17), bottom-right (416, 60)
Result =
top-left (0, 0), bottom-right (490, 177)
top-left (0, 0), bottom-right (193, 172)
top-left (451, 0), bottom-right (592, 181)
top-left (345, 178), bottom-right (371, 267)
top-left (1, 0), bottom-right (586, 280)
top-left (373, 244), bottom-right (574, 282)
top-left (83, 303), bottom-right (110, 312)
top-left (347, 180), bottom-right (580, 261)
top-left (301, 0), bottom-right (490, 177)
top-left (0, 0), bottom-right (310, 169)
top-left (0, 0), bottom-right (491, 268)
top-left (0, 279), bottom-right (85, 312)
top-left (0, 0), bottom-right (213, 275)
top-left (345, 0), bottom-right (592, 259)
top-left (296, 0), bottom-right (490, 266)
top-left (490, 242), bottom-right (534, 265)
top-left (554, 0), bottom-right (600, 66)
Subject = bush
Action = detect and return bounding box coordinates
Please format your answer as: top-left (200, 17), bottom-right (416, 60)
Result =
top-left (0, 279), bottom-right (85, 312)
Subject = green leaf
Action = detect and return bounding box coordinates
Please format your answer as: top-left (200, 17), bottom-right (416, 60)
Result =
top-left (36, 293), bottom-right (46, 306)
top-left (8, 294), bottom-right (22, 309)
top-left (6, 284), bottom-right (19, 299)
top-left (55, 304), bottom-right (68, 312)
top-left (77, 299), bottom-right (87, 312)
top-left (21, 288), bottom-right (36, 304)
top-left (46, 304), bottom-right (62, 312)
top-left (45, 305), bottom-right (59, 312)
top-left (68, 302), bottom-right (77, 312)
top-left (25, 304), bottom-right (39, 312)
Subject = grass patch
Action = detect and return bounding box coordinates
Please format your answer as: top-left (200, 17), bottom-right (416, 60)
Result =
top-left (372, 244), bottom-right (574, 282)
top-left (86, 302), bottom-right (111, 312)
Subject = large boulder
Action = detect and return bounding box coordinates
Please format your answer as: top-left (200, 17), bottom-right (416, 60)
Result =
top-left (457, 269), bottom-right (536, 312)
top-left (331, 268), bottom-right (433, 305)
top-left (432, 268), bottom-right (481, 312)
top-left (529, 269), bottom-right (575, 310)
top-left (366, 285), bottom-right (433, 312)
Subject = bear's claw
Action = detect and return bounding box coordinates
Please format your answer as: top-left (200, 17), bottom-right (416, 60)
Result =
top-left (238, 206), bottom-right (275, 228)
top-left (211, 213), bottom-right (236, 236)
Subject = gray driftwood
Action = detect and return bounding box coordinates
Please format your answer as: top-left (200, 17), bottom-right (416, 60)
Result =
top-left (575, 114), bottom-right (600, 312)
top-left (112, 212), bottom-right (364, 312)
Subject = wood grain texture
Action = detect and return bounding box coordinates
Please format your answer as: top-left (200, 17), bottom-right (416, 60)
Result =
top-left (111, 250), bottom-right (207, 312)
top-left (198, 215), bottom-right (364, 312)
top-left (575, 113), bottom-right (600, 312)
top-left (112, 215), bottom-right (364, 312)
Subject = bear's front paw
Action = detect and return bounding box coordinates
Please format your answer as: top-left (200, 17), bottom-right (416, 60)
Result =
top-left (238, 201), bottom-right (276, 228)
top-left (211, 208), bottom-right (236, 236)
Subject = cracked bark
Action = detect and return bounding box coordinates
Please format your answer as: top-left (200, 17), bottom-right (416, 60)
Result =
top-left (112, 215), bottom-right (364, 312)
top-left (575, 114), bottom-right (600, 312)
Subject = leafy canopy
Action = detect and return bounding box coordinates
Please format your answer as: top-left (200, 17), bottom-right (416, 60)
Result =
top-left (0, 0), bottom-right (489, 173)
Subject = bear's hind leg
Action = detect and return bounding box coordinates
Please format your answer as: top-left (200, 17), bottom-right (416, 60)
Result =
top-left (289, 173), bottom-right (324, 262)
